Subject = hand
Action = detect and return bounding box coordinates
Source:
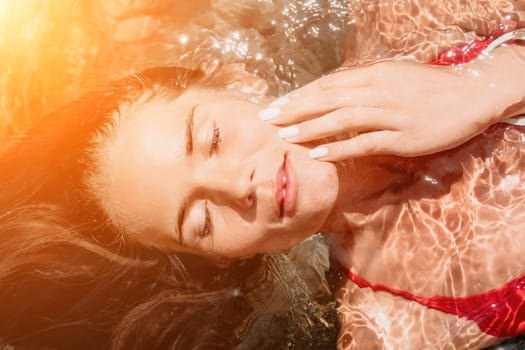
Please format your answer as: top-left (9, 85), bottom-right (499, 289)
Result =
top-left (258, 59), bottom-right (522, 161)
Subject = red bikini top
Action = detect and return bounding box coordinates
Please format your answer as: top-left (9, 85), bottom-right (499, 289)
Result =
top-left (347, 35), bottom-right (525, 338)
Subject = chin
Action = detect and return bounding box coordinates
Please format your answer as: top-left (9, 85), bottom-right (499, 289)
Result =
top-left (294, 196), bottom-right (336, 236)
top-left (307, 161), bottom-right (339, 204)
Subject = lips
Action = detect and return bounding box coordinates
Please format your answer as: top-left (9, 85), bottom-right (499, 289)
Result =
top-left (274, 154), bottom-right (297, 219)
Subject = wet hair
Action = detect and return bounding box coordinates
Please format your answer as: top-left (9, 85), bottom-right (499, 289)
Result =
top-left (0, 66), bottom-right (338, 349)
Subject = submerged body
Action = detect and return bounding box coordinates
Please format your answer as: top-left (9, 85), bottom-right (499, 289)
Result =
top-left (329, 123), bottom-right (525, 349)
top-left (328, 0), bottom-right (525, 348)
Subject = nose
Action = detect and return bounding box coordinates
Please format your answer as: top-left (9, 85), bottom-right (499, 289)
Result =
top-left (202, 166), bottom-right (255, 209)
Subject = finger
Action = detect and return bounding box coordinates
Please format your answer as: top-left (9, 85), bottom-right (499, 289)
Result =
top-left (259, 88), bottom-right (378, 126)
top-left (286, 68), bottom-right (371, 96)
top-left (277, 107), bottom-right (398, 143)
top-left (308, 131), bottom-right (402, 161)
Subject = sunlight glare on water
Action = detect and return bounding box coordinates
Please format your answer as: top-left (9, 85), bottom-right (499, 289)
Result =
top-left (0, 0), bottom-right (349, 143)
top-left (1, 1), bottom-right (524, 349)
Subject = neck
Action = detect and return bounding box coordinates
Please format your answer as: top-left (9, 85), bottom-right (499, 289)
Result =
top-left (320, 156), bottom-right (405, 234)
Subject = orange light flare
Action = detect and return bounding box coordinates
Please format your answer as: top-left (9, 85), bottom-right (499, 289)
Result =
top-left (1, 0), bottom-right (51, 135)
top-left (0, 0), bottom-right (51, 60)
top-left (0, 0), bottom-right (95, 140)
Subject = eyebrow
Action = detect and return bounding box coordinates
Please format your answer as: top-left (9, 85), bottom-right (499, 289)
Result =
top-left (185, 105), bottom-right (196, 156)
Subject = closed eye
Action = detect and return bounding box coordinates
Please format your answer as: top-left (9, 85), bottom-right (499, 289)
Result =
top-left (199, 200), bottom-right (213, 239)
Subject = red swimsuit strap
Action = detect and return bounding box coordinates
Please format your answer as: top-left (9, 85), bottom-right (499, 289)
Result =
top-left (432, 26), bottom-right (524, 65)
top-left (347, 270), bottom-right (525, 337)
top-left (431, 37), bottom-right (496, 65)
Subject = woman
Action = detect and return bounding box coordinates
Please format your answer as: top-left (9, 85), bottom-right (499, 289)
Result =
top-left (2, 50), bottom-right (522, 350)
top-left (80, 2), bottom-right (525, 349)
top-left (1, 2), bottom-right (524, 350)
top-left (0, 65), bottom-right (339, 350)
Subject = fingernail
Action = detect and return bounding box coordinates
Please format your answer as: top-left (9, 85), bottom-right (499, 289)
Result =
top-left (309, 146), bottom-right (328, 159)
top-left (269, 96), bottom-right (289, 108)
top-left (258, 107), bottom-right (280, 121)
top-left (278, 126), bottom-right (299, 139)
top-left (503, 116), bottom-right (525, 126)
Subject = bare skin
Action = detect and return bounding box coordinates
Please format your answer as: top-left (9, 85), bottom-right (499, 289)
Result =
top-left (309, 1), bottom-right (525, 348)
top-left (256, 0), bottom-right (525, 348)
top-left (99, 78), bottom-right (525, 349)
top-left (326, 123), bottom-right (525, 349)
top-left (343, 0), bottom-right (525, 66)
top-left (263, 46), bottom-right (525, 160)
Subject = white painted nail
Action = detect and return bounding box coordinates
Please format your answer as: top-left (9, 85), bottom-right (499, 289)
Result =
top-left (309, 146), bottom-right (328, 159)
top-left (278, 126), bottom-right (299, 139)
top-left (503, 116), bottom-right (525, 126)
top-left (258, 107), bottom-right (280, 121)
top-left (270, 96), bottom-right (289, 108)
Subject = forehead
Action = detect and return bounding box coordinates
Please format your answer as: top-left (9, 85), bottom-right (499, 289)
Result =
top-left (111, 87), bottom-right (230, 167)
top-left (111, 92), bottom-right (189, 170)
top-left (107, 87), bottom-right (223, 162)
top-left (94, 91), bottom-right (196, 234)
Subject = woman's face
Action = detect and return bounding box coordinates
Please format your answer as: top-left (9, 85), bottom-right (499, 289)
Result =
top-left (100, 87), bottom-right (339, 258)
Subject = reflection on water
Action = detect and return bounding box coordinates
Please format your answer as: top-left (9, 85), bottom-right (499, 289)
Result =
top-left (344, 0), bottom-right (524, 66)
top-left (237, 236), bottom-right (339, 349)
top-left (1, 0), bottom-right (524, 349)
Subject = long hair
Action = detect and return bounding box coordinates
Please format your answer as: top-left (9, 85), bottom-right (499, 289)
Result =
top-left (0, 66), bottom-right (338, 350)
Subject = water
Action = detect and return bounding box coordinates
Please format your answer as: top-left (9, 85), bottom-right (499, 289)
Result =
top-left (0, 0), bottom-right (524, 349)
top-left (343, 0), bottom-right (524, 66)
top-left (0, 0), bottom-right (349, 140)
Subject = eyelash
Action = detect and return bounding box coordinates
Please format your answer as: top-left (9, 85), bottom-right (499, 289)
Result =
top-left (210, 122), bottom-right (222, 156)
top-left (199, 201), bottom-right (213, 238)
